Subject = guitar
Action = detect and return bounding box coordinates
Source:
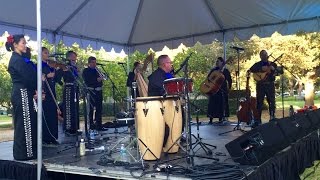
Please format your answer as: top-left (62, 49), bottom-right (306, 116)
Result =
top-left (200, 71), bottom-right (225, 96)
top-left (252, 54), bottom-right (283, 81)
top-left (200, 57), bottom-right (232, 96)
top-left (252, 65), bottom-right (274, 81)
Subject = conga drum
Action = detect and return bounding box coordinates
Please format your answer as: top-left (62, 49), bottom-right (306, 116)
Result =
top-left (135, 97), bottom-right (165, 160)
top-left (162, 96), bottom-right (182, 153)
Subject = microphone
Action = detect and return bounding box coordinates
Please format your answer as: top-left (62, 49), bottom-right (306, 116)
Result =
top-left (230, 46), bottom-right (244, 51)
top-left (49, 53), bottom-right (65, 57)
top-left (96, 63), bottom-right (106, 66)
top-left (174, 52), bottom-right (194, 75)
top-left (117, 62), bottom-right (126, 65)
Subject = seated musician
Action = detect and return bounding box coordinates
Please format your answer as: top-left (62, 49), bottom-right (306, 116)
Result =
top-left (207, 57), bottom-right (232, 124)
top-left (148, 55), bottom-right (173, 96)
top-left (248, 50), bottom-right (277, 127)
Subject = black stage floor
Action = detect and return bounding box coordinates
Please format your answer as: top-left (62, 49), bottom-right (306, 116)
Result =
top-left (0, 121), bottom-right (256, 179)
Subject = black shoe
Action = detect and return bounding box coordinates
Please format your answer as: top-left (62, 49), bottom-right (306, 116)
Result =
top-left (252, 121), bottom-right (261, 128)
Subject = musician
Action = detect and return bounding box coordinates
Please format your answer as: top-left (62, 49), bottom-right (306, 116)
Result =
top-left (41, 47), bottom-right (59, 144)
top-left (148, 55), bottom-right (173, 96)
top-left (56, 51), bottom-right (80, 135)
top-left (249, 50), bottom-right (277, 126)
top-left (82, 56), bottom-right (103, 130)
top-left (6, 34), bottom-right (37, 160)
top-left (207, 57), bottom-right (232, 124)
top-left (126, 62), bottom-right (141, 97)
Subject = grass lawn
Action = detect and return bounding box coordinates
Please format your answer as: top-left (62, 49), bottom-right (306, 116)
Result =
top-left (0, 115), bottom-right (12, 122)
top-left (276, 97), bottom-right (320, 109)
top-left (300, 161), bottom-right (320, 180)
top-left (0, 115), bottom-right (12, 129)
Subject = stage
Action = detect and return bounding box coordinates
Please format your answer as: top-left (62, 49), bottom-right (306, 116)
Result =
top-left (0, 121), bottom-right (319, 180)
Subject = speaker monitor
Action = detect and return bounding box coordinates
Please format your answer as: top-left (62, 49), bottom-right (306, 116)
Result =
top-left (306, 109), bottom-right (320, 128)
top-left (225, 121), bottom-right (288, 166)
top-left (277, 113), bottom-right (313, 144)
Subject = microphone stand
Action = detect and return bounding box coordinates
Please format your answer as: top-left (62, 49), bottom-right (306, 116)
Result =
top-left (119, 63), bottom-right (127, 74)
top-left (222, 47), bottom-right (245, 133)
top-left (98, 65), bottom-right (121, 133)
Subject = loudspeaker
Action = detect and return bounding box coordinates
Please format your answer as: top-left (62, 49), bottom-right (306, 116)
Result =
top-left (277, 113), bottom-right (312, 143)
top-left (306, 109), bottom-right (320, 128)
top-left (225, 121), bottom-right (288, 165)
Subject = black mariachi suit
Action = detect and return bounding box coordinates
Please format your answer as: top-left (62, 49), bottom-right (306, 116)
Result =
top-left (56, 65), bottom-right (79, 134)
top-left (249, 60), bottom-right (277, 123)
top-left (82, 67), bottom-right (103, 130)
top-left (207, 67), bottom-right (232, 120)
top-left (148, 68), bottom-right (167, 96)
top-left (42, 61), bottom-right (58, 142)
top-left (8, 52), bottom-right (37, 160)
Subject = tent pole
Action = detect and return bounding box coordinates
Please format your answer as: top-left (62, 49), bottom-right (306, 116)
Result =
top-left (36, 0), bottom-right (43, 179)
top-left (53, 33), bottom-right (56, 53)
top-left (223, 32), bottom-right (226, 60)
top-left (126, 47), bottom-right (131, 110)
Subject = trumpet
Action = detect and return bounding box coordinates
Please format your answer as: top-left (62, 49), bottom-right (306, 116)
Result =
top-left (95, 67), bottom-right (108, 80)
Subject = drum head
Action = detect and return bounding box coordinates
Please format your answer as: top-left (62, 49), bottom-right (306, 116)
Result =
top-left (117, 118), bottom-right (135, 126)
top-left (163, 77), bottom-right (193, 83)
top-left (136, 96), bottom-right (163, 101)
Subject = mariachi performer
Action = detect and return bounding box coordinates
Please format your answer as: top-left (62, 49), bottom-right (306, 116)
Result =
top-left (82, 56), bottom-right (104, 130)
top-left (6, 34), bottom-right (38, 160)
top-left (207, 57), bottom-right (232, 124)
top-left (41, 47), bottom-right (59, 144)
top-left (148, 55), bottom-right (174, 96)
top-left (56, 51), bottom-right (80, 135)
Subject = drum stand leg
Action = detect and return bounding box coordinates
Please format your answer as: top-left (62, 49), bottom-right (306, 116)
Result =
top-left (218, 117), bottom-right (248, 135)
top-left (106, 127), bottom-right (160, 167)
top-left (160, 105), bottom-right (219, 167)
top-left (191, 108), bottom-right (216, 155)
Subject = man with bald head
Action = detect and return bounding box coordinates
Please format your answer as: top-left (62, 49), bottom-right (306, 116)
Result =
top-left (148, 55), bottom-right (173, 96)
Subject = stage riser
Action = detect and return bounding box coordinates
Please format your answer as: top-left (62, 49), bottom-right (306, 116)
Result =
top-left (225, 110), bottom-right (319, 166)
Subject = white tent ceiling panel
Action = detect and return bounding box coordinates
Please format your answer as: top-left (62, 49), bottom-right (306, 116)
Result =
top-left (0, 0), bottom-right (320, 52)
top-left (130, 0), bottom-right (220, 45)
top-left (60, 0), bottom-right (139, 45)
top-left (41, 0), bottom-right (87, 30)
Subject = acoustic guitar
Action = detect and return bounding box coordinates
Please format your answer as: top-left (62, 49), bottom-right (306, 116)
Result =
top-left (200, 71), bottom-right (225, 96)
top-left (252, 66), bottom-right (273, 82)
top-left (252, 54), bottom-right (283, 81)
top-left (200, 57), bottom-right (232, 96)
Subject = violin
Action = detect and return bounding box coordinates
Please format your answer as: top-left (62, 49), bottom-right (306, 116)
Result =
top-left (46, 59), bottom-right (68, 70)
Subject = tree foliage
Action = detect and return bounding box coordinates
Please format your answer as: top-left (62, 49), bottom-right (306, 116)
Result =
top-left (1, 30), bottom-right (320, 110)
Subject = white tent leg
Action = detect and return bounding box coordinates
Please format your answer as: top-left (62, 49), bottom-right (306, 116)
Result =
top-left (223, 32), bottom-right (226, 60)
top-left (36, 0), bottom-right (42, 179)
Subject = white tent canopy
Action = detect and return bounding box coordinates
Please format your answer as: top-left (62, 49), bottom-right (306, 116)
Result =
top-left (0, 0), bottom-right (319, 52)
